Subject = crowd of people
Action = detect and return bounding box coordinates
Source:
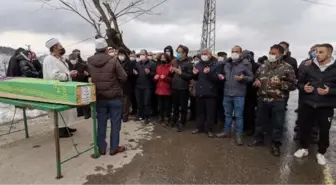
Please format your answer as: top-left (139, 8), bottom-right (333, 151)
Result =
top-left (5, 37), bottom-right (336, 165)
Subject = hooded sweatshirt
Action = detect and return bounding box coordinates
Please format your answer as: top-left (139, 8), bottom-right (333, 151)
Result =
top-left (17, 50), bottom-right (42, 78)
top-left (87, 52), bottom-right (127, 100)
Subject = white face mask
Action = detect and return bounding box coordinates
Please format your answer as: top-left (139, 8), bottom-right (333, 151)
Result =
top-left (201, 55), bottom-right (209, 61)
top-left (118, 55), bottom-right (125, 61)
top-left (136, 58), bottom-right (141, 62)
top-left (140, 55), bottom-right (146, 60)
top-left (218, 57), bottom-right (224, 61)
top-left (130, 57), bottom-right (136, 61)
top-left (268, 54), bottom-right (277, 62)
top-left (108, 52), bottom-right (115, 57)
top-left (165, 52), bottom-right (171, 56)
top-left (231, 53), bottom-right (240, 60)
top-left (70, 60), bottom-right (78, 65)
top-left (153, 56), bottom-right (157, 61)
top-left (148, 56), bottom-right (153, 60)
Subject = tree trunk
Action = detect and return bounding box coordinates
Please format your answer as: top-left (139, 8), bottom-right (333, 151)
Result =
top-left (92, 0), bottom-right (130, 52)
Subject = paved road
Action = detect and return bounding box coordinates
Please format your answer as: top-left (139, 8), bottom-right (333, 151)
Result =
top-left (84, 91), bottom-right (336, 184)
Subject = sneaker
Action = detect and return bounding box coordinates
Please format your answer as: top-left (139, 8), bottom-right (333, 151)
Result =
top-left (294, 149), bottom-right (308, 158)
top-left (316, 153), bottom-right (327, 165)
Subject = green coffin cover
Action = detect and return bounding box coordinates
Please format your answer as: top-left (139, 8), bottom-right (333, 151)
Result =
top-left (0, 77), bottom-right (96, 105)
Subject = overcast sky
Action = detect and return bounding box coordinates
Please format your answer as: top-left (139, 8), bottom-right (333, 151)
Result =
top-left (1, 0), bottom-right (336, 61)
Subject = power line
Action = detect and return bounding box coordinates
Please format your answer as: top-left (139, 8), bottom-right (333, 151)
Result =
top-left (301, 0), bottom-right (336, 7)
top-left (64, 0), bottom-right (169, 48)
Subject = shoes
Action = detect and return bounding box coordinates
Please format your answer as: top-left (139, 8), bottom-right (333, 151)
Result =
top-left (316, 153), bottom-right (327, 165)
top-left (236, 136), bottom-right (244, 146)
top-left (207, 132), bottom-right (214, 138)
top-left (176, 124), bottom-right (185, 132)
top-left (216, 132), bottom-right (231, 138)
top-left (59, 128), bottom-right (73, 138)
top-left (271, 145), bottom-right (280, 157)
top-left (294, 148), bottom-right (308, 158)
top-left (110, 146), bottom-right (126, 156)
top-left (192, 129), bottom-right (202, 134)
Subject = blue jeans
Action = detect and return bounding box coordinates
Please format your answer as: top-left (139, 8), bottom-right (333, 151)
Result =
top-left (223, 96), bottom-right (245, 136)
top-left (135, 88), bottom-right (151, 119)
top-left (96, 99), bottom-right (123, 152)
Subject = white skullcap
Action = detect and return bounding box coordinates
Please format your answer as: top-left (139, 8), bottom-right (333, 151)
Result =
top-left (45, 38), bottom-right (59, 49)
top-left (95, 38), bottom-right (108, 50)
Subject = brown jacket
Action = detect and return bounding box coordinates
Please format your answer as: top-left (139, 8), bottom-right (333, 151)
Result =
top-left (87, 52), bottom-right (127, 100)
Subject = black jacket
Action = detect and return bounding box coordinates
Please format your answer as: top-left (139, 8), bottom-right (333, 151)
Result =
top-left (17, 52), bottom-right (42, 78)
top-left (6, 48), bottom-right (25, 77)
top-left (170, 57), bottom-right (193, 90)
top-left (67, 60), bottom-right (88, 82)
top-left (121, 59), bottom-right (136, 95)
top-left (298, 59), bottom-right (336, 108)
top-left (135, 60), bottom-right (156, 89)
top-left (283, 52), bottom-right (298, 78)
top-left (193, 60), bottom-right (220, 98)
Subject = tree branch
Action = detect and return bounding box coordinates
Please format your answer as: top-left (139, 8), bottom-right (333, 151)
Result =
top-left (80, 0), bottom-right (99, 33)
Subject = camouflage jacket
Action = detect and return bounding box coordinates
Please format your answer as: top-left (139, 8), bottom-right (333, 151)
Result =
top-left (255, 60), bottom-right (296, 102)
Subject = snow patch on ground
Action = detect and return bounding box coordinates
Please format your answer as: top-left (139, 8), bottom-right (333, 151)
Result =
top-left (0, 118), bottom-right (154, 184)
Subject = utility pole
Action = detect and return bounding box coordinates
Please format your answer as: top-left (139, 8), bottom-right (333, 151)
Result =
top-left (25, 44), bottom-right (31, 51)
top-left (200, 0), bottom-right (216, 52)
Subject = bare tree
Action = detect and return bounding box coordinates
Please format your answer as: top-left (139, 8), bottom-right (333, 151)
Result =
top-left (39, 0), bottom-right (164, 52)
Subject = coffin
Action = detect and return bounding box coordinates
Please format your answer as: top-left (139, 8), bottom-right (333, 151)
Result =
top-left (0, 77), bottom-right (96, 105)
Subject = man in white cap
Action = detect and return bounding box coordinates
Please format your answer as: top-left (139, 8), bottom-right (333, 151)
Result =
top-left (43, 38), bottom-right (78, 138)
top-left (87, 38), bottom-right (127, 155)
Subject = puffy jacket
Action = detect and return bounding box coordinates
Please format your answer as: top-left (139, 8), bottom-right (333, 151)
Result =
top-left (155, 63), bottom-right (172, 95)
top-left (223, 58), bottom-right (253, 97)
top-left (170, 57), bottom-right (193, 90)
top-left (17, 51), bottom-right (42, 78)
top-left (298, 59), bottom-right (336, 108)
top-left (6, 48), bottom-right (25, 77)
top-left (67, 61), bottom-right (88, 82)
top-left (193, 60), bottom-right (221, 98)
top-left (255, 60), bottom-right (296, 102)
top-left (135, 60), bottom-right (156, 89)
top-left (87, 52), bottom-right (127, 100)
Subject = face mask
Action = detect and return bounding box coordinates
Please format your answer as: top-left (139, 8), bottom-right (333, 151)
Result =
top-left (140, 55), bottom-right (146, 60)
top-left (166, 52), bottom-right (171, 56)
top-left (310, 51), bottom-right (317, 59)
top-left (284, 50), bottom-right (288, 56)
top-left (70, 60), bottom-right (78, 65)
top-left (153, 56), bottom-right (157, 61)
top-left (161, 60), bottom-right (167, 63)
top-left (231, 53), bottom-right (240, 60)
top-left (176, 53), bottom-right (182, 59)
top-left (118, 55), bottom-right (125, 61)
top-left (201, 55), bottom-right (209, 61)
top-left (148, 56), bottom-right (153, 60)
top-left (130, 57), bottom-right (136, 61)
top-left (108, 52), bottom-right (115, 56)
top-left (218, 57), bottom-right (224, 61)
top-left (268, 54), bottom-right (277, 62)
top-left (136, 58), bottom-right (141, 62)
top-left (60, 48), bottom-right (66, 56)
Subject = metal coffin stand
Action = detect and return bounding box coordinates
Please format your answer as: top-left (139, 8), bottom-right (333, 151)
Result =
top-left (0, 97), bottom-right (100, 179)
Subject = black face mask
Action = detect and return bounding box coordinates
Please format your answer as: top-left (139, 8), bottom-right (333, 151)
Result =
top-left (60, 48), bottom-right (66, 56)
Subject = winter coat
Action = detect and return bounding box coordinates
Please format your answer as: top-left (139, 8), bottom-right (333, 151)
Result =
top-left (121, 59), bottom-right (136, 96)
top-left (193, 60), bottom-right (221, 98)
top-left (283, 52), bottom-right (298, 78)
top-left (298, 59), bottom-right (336, 108)
top-left (255, 60), bottom-right (296, 102)
top-left (6, 48), bottom-right (25, 77)
top-left (67, 61), bottom-right (88, 82)
top-left (222, 58), bottom-right (254, 97)
top-left (170, 57), bottom-right (193, 90)
top-left (87, 52), bottom-right (127, 100)
top-left (155, 63), bottom-right (172, 96)
top-left (134, 60), bottom-right (156, 89)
